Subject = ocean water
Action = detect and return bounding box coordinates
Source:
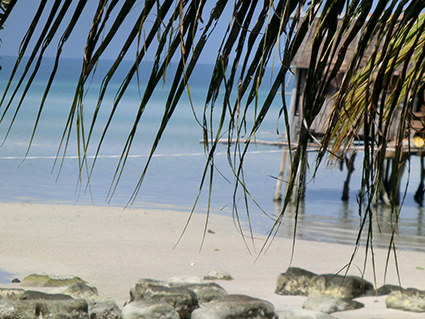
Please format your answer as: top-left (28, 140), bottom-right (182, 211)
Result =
top-left (0, 56), bottom-right (424, 253)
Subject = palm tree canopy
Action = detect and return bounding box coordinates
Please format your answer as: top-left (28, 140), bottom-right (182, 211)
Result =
top-left (1, 0), bottom-right (425, 263)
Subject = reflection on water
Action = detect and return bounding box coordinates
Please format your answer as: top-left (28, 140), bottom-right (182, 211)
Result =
top-left (274, 201), bottom-right (425, 252)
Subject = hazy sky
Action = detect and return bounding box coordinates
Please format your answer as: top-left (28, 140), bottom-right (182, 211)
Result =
top-left (0, 0), bottom-right (407, 66)
top-left (0, 1), bottom-right (234, 64)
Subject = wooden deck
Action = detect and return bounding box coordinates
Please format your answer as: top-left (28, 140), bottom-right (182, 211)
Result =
top-left (201, 138), bottom-right (425, 156)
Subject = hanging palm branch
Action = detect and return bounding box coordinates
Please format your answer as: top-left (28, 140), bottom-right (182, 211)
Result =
top-left (1, 0), bottom-right (425, 266)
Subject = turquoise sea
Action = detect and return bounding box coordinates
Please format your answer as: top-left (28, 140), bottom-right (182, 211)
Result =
top-left (0, 55), bottom-right (424, 255)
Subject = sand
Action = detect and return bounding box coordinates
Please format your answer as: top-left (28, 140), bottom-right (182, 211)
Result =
top-left (0, 202), bottom-right (424, 318)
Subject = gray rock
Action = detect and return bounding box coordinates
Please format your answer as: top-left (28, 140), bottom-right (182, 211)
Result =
top-left (121, 300), bottom-right (179, 319)
top-left (53, 281), bottom-right (110, 304)
top-left (20, 273), bottom-right (86, 287)
top-left (167, 282), bottom-right (227, 304)
top-left (183, 283), bottom-right (227, 304)
top-left (275, 267), bottom-right (317, 296)
top-left (3, 298), bottom-right (89, 319)
top-left (137, 278), bottom-right (170, 288)
top-left (365, 284), bottom-right (401, 296)
top-left (308, 274), bottom-right (373, 299)
top-left (302, 295), bottom-right (364, 313)
top-left (20, 290), bottom-right (74, 300)
top-left (129, 283), bottom-right (198, 318)
top-left (0, 300), bottom-right (14, 318)
top-left (386, 288), bottom-right (425, 312)
top-left (131, 278), bottom-right (227, 306)
top-left (60, 282), bottom-right (100, 300)
top-left (203, 269), bottom-right (234, 281)
top-left (284, 309), bottom-right (337, 319)
top-left (0, 288), bottom-right (25, 300)
top-left (191, 294), bottom-right (278, 319)
top-left (53, 282), bottom-right (122, 318)
top-left (276, 268), bottom-right (373, 298)
top-left (90, 299), bottom-right (122, 319)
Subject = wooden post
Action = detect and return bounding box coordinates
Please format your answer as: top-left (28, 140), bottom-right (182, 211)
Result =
top-left (274, 68), bottom-right (303, 202)
top-left (381, 154), bottom-right (408, 206)
top-left (414, 154), bottom-right (425, 206)
top-left (286, 69), bottom-right (306, 202)
top-left (273, 149), bottom-right (287, 202)
top-left (341, 152), bottom-right (357, 201)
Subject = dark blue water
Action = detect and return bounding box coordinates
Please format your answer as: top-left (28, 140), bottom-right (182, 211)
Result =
top-left (0, 56), bottom-right (424, 251)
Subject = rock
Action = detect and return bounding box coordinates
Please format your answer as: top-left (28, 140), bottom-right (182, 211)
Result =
top-left (53, 282), bottom-right (107, 304)
top-left (284, 309), bottom-right (337, 319)
top-left (62, 282), bottom-right (100, 299)
top-left (129, 283), bottom-right (198, 318)
top-left (122, 300), bottom-right (179, 319)
top-left (181, 283), bottom-right (227, 304)
top-left (136, 278), bottom-right (169, 288)
top-left (53, 282), bottom-right (122, 318)
top-left (308, 274), bottom-right (373, 299)
top-left (132, 278), bottom-right (227, 305)
top-left (11, 278), bottom-right (20, 283)
top-left (365, 284), bottom-right (401, 296)
top-left (191, 294), bottom-right (278, 319)
top-left (0, 288), bottom-right (25, 300)
top-left (275, 267), bottom-right (317, 296)
top-left (276, 268), bottom-right (373, 298)
top-left (20, 273), bottom-right (85, 287)
top-left (386, 288), bottom-right (425, 312)
top-left (2, 298), bottom-right (89, 318)
top-left (0, 300), bottom-right (14, 318)
top-left (167, 280), bottom-right (227, 304)
top-left (20, 290), bottom-right (74, 300)
top-left (203, 269), bottom-right (233, 281)
top-left (90, 299), bottom-right (122, 319)
top-left (302, 295), bottom-right (364, 313)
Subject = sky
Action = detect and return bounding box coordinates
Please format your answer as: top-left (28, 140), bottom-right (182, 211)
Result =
top-left (0, 0), bottom-right (234, 64)
top-left (0, 0), bottom-right (416, 66)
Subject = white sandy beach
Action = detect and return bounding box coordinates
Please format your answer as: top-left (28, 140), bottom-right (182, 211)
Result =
top-left (0, 202), bottom-right (424, 318)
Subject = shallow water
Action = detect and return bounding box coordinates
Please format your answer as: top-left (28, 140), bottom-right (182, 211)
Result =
top-left (0, 56), bottom-right (424, 252)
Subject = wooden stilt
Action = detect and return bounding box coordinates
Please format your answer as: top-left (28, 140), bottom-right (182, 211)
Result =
top-left (273, 150), bottom-right (287, 202)
top-left (275, 68), bottom-right (304, 203)
top-left (341, 152), bottom-right (357, 201)
top-left (381, 154), bottom-right (407, 206)
top-left (380, 159), bottom-right (392, 206)
top-left (414, 154), bottom-right (425, 206)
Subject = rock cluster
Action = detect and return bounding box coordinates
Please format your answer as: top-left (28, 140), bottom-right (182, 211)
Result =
top-left (0, 275), bottom-right (121, 319)
top-left (0, 288), bottom-right (90, 319)
top-left (0, 273), bottom-right (278, 319)
top-left (1, 269), bottom-right (424, 318)
top-left (276, 267), bottom-right (425, 318)
top-left (124, 277), bottom-right (277, 318)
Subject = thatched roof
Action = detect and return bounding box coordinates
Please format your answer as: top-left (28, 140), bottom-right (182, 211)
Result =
top-left (291, 18), bottom-right (376, 71)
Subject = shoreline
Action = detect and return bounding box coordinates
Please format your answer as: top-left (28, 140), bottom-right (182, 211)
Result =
top-left (0, 202), bottom-right (424, 318)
